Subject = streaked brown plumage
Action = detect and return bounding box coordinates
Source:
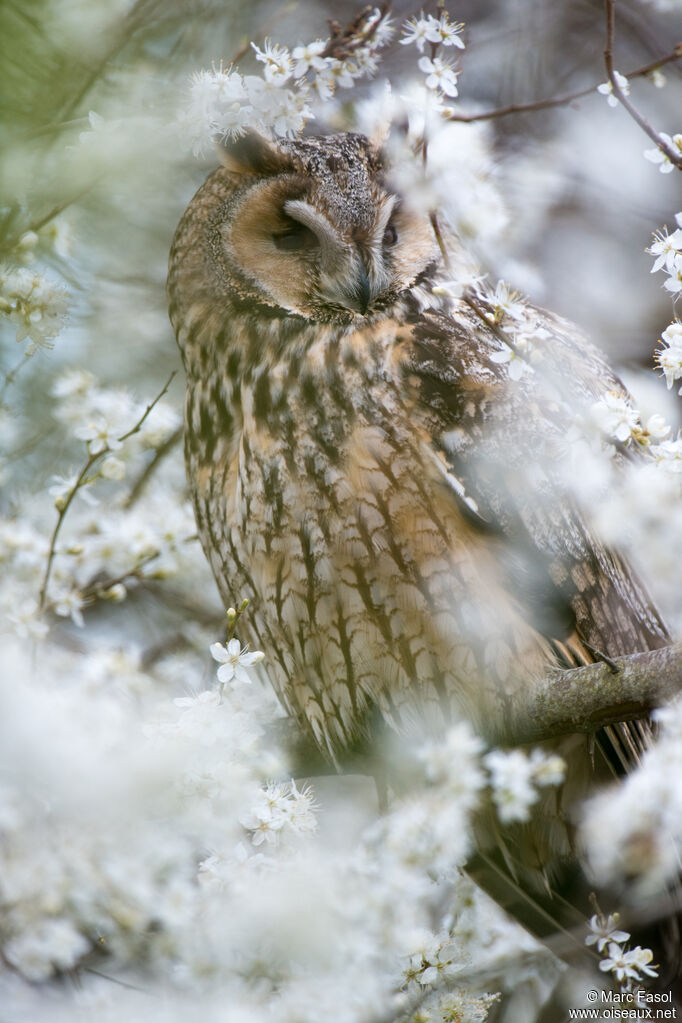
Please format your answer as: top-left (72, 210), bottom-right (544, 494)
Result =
top-left (168, 130), bottom-right (667, 762)
top-left (168, 129), bottom-right (676, 952)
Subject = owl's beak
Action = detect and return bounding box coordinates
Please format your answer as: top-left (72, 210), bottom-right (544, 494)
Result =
top-left (327, 259), bottom-right (376, 316)
top-left (344, 263), bottom-right (372, 315)
top-left (317, 245), bottom-right (381, 316)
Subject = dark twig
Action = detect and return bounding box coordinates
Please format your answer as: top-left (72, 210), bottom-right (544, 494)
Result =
top-left (124, 424), bottom-right (182, 508)
top-left (448, 44), bottom-right (682, 125)
top-left (604, 0), bottom-right (682, 170)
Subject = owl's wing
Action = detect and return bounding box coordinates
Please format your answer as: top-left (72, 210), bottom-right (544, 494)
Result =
top-left (399, 296), bottom-right (670, 663)
top-left (398, 295), bottom-right (675, 953)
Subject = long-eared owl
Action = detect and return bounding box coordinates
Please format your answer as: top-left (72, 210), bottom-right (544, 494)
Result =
top-left (167, 129), bottom-right (669, 772)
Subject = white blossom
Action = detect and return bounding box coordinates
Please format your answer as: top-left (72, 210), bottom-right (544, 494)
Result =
top-left (210, 637), bottom-right (265, 686)
top-left (74, 414), bottom-right (124, 454)
top-left (400, 15), bottom-right (433, 52)
top-left (652, 437), bottom-right (682, 472)
top-left (483, 749), bottom-right (538, 823)
top-left (427, 13), bottom-right (465, 49)
top-left (662, 266), bottom-right (682, 293)
top-left (597, 70), bottom-right (630, 107)
top-left (645, 413), bottom-right (671, 439)
top-left (599, 941), bottom-right (639, 982)
top-left (401, 12), bottom-right (464, 53)
top-left (489, 343), bottom-right (531, 381)
top-left (48, 473), bottom-right (99, 509)
top-left (0, 266), bottom-right (68, 349)
top-left (656, 327), bottom-right (682, 393)
top-left (592, 392), bottom-right (640, 443)
top-left (4, 918), bottom-right (90, 981)
top-left (585, 913), bottom-right (630, 952)
top-left (100, 455), bottom-right (126, 480)
top-left (599, 942), bottom-right (658, 983)
top-left (251, 40), bottom-right (294, 85)
top-left (488, 280), bottom-right (527, 322)
top-left (648, 227), bottom-right (682, 274)
top-left (52, 586), bottom-right (86, 627)
top-left (418, 56), bottom-right (460, 97)
top-left (292, 40), bottom-right (328, 78)
top-left (644, 132), bottom-right (682, 173)
top-left (5, 598), bottom-right (49, 640)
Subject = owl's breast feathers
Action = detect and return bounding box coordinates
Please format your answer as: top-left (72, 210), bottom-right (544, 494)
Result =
top-left (181, 293), bottom-right (668, 756)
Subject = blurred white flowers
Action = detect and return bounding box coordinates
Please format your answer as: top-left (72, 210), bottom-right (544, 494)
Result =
top-left (0, 266), bottom-right (68, 351)
top-left (1, 3), bottom-right (681, 1020)
top-left (483, 749), bottom-right (566, 823)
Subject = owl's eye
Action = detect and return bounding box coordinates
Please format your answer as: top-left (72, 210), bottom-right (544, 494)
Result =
top-left (272, 225), bottom-right (320, 252)
top-left (382, 224), bottom-right (398, 248)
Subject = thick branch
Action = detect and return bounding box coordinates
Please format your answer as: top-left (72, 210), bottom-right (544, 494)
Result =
top-left (508, 643), bottom-right (682, 745)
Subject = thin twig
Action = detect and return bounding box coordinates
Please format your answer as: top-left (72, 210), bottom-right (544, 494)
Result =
top-left (38, 372), bottom-right (176, 608)
top-left (124, 424), bottom-right (182, 508)
top-left (38, 450), bottom-right (100, 609)
top-left (0, 184), bottom-right (96, 256)
top-left (448, 44), bottom-right (682, 125)
top-left (0, 350), bottom-right (33, 403)
top-left (117, 371), bottom-right (176, 442)
top-left (79, 552), bottom-right (160, 601)
top-left (604, 0), bottom-right (682, 170)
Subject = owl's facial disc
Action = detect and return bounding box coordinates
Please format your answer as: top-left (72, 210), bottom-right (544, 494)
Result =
top-left (219, 132), bottom-right (439, 323)
top-left (282, 198), bottom-right (393, 315)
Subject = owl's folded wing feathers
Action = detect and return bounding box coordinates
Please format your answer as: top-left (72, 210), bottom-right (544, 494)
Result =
top-left (399, 297), bottom-right (670, 665)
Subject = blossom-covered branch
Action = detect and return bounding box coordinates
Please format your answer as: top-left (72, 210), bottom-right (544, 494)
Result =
top-left (604, 0), bottom-right (682, 171)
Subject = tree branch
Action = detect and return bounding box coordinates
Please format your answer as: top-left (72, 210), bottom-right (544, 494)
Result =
top-left (508, 643), bottom-right (682, 745)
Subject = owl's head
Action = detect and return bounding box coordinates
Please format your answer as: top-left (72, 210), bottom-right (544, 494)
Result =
top-left (169, 131), bottom-right (439, 331)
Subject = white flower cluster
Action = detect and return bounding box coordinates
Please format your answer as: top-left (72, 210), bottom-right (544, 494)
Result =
top-left (586, 913), bottom-right (658, 992)
top-left (590, 389), bottom-right (682, 475)
top-left (644, 132), bottom-right (682, 174)
top-left (582, 212), bottom-right (682, 477)
top-left (0, 265), bottom-right (68, 351)
top-left (183, 8), bottom-right (393, 155)
top-left (656, 321), bottom-right (682, 394)
top-left (401, 11), bottom-right (465, 100)
top-left (581, 700), bottom-right (682, 894)
top-left (648, 213), bottom-right (682, 294)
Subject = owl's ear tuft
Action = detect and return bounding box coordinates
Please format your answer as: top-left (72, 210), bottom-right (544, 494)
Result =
top-left (216, 131), bottom-right (293, 177)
